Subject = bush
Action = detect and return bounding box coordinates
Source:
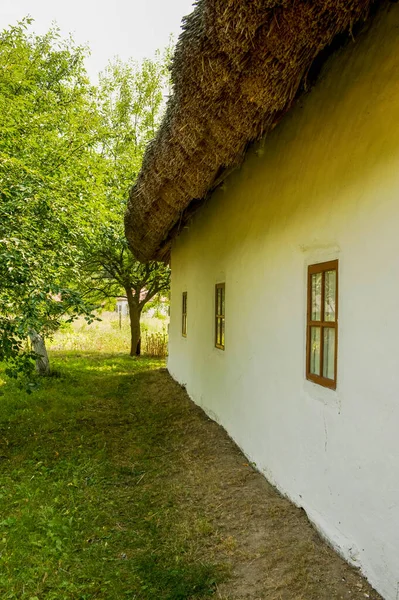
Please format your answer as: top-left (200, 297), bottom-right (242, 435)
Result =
top-left (142, 331), bottom-right (168, 357)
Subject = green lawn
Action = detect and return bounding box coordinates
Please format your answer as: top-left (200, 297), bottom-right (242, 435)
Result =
top-left (0, 352), bottom-right (223, 600)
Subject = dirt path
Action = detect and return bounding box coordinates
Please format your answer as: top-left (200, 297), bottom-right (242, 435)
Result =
top-left (150, 368), bottom-right (381, 600)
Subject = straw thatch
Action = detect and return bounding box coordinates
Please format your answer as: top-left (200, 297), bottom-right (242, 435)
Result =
top-left (125, 0), bottom-right (377, 262)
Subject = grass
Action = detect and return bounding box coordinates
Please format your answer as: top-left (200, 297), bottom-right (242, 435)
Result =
top-left (48, 312), bottom-right (168, 354)
top-left (0, 352), bottom-right (223, 600)
top-left (0, 322), bottom-right (382, 600)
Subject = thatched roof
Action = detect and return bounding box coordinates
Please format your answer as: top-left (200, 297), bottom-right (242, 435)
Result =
top-left (125, 0), bottom-right (376, 262)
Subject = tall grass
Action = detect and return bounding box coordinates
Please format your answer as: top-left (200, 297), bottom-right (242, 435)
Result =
top-left (48, 311), bottom-right (168, 356)
top-left (142, 331), bottom-right (168, 357)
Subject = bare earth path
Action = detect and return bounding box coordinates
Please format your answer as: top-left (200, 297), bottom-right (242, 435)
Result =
top-left (0, 354), bottom-right (382, 599)
top-left (127, 366), bottom-right (381, 600)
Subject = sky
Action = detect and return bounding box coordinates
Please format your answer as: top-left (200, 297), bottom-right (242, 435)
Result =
top-left (0, 0), bottom-right (195, 80)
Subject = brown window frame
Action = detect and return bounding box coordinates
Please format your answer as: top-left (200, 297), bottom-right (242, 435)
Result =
top-left (306, 260), bottom-right (338, 389)
top-left (215, 283), bottom-right (225, 350)
top-left (182, 291), bottom-right (187, 337)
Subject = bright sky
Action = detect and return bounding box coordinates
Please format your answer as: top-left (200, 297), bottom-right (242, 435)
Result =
top-left (0, 0), bottom-right (195, 80)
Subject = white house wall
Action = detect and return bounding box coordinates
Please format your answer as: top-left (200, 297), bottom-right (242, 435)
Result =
top-left (168, 6), bottom-right (399, 599)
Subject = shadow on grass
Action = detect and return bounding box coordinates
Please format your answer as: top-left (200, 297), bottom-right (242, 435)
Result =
top-left (0, 352), bottom-right (224, 600)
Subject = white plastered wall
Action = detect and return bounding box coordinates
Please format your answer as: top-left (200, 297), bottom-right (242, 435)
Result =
top-left (168, 6), bottom-right (399, 599)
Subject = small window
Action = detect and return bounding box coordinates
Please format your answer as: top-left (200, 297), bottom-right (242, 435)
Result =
top-left (306, 260), bottom-right (338, 389)
top-left (215, 283), bottom-right (225, 350)
top-left (182, 292), bottom-right (187, 337)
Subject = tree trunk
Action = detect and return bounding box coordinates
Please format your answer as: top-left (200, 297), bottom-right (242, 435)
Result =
top-left (126, 288), bottom-right (142, 356)
top-left (29, 330), bottom-right (51, 376)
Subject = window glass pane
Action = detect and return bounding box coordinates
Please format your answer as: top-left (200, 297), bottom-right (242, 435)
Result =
top-left (310, 327), bottom-right (321, 375)
top-left (216, 288), bottom-right (221, 314)
top-left (221, 318), bottom-right (225, 347)
top-left (221, 287), bottom-right (225, 315)
top-left (323, 328), bottom-right (335, 380)
top-left (311, 273), bottom-right (322, 321)
top-left (324, 270), bottom-right (336, 322)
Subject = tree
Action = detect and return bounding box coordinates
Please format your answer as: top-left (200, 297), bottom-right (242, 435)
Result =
top-left (0, 20), bottom-right (102, 378)
top-left (82, 226), bottom-right (170, 356)
top-left (78, 51), bottom-right (172, 356)
top-left (0, 21), bottom-right (172, 377)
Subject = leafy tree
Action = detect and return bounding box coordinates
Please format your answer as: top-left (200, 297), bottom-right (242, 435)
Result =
top-left (82, 226), bottom-right (170, 356)
top-left (0, 20), bottom-right (102, 377)
top-left (79, 52), bottom-right (172, 356)
top-left (0, 20), bottom-right (172, 376)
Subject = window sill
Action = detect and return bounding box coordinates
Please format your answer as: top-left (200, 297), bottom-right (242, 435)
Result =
top-left (306, 374), bottom-right (336, 390)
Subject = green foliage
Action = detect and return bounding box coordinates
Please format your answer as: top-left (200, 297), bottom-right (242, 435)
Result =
top-left (144, 291), bottom-right (170, 318)
top-left (81, 224), bottom-right (170, 305)
top-left (79, 53), bottom-right (172, 351)
top-left (0, 353), bottom-right (224, 598)
top-left (48, 312), bottom-right (167, 354)
top-left (0, 19), bottom-right (101, 376)
top-left (0, 19), bottom-right (172, 373)
top-left (96, 51), bottom-right (170, 200)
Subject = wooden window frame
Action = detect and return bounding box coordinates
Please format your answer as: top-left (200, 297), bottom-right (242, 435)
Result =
top-left (306, 260), bottom-right (338, 389)
top-left (215, 283), bottom-right (225, 350)
top-left (182, 291), bottom-right (187, 337)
